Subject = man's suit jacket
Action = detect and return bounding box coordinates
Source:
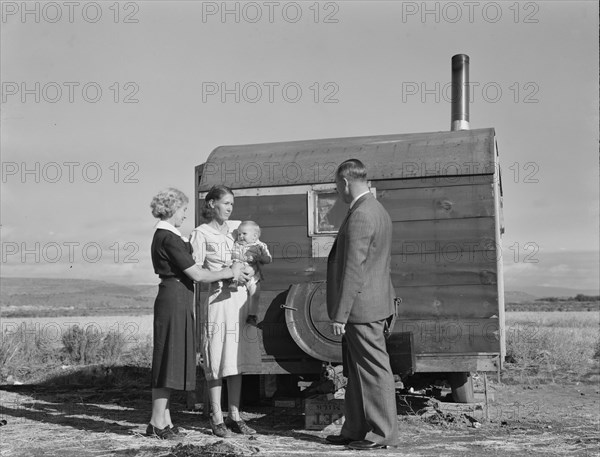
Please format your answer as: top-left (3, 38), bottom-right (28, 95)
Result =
top-left (326, 192), bottom-right (396, 324)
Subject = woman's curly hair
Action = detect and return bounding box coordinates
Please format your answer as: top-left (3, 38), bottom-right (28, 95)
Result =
top-left (150, 188), bottom-right (189, 220)
top-left (202, 185), bottom-right (234, 220)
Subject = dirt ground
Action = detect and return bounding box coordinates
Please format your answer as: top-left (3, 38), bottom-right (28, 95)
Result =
top-left (0, 373), bottom-right (599, 457)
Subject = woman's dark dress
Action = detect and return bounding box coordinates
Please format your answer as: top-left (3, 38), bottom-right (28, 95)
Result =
top-left (151, 229), bottom-right (196, 391)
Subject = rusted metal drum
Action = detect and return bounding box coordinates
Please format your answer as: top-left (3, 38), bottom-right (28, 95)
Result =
top-left (283, 281), bottom-right (343, 363)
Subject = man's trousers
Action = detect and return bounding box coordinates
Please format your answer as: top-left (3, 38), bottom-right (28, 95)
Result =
top-left (340, 318), bottom-right (398, 445)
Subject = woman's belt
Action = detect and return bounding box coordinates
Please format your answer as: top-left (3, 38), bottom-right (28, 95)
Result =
top-left (159, 276), bottom-right (182, 283)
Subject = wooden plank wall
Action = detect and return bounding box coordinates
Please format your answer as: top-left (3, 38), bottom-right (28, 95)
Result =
top-left (205, 174), bottom-right (501, 364)
top-left (379, 175), bottom-right (500, 356)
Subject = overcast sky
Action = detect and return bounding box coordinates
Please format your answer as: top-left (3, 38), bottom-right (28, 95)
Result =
top-left (1, 1), bottom-right (598, 294)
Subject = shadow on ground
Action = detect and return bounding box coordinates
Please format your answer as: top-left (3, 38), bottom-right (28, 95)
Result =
top-left (0, 365), bottom-right (333, 445)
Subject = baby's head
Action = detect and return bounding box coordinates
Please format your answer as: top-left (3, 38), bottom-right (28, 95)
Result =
top-left (236, 220), bottom-right (261, 245)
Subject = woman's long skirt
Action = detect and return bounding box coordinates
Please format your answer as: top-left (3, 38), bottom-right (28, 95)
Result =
top-left (152, 278), bottom-right (195, 391)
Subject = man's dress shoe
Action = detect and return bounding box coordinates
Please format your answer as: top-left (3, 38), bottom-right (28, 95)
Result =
top-left (348, 440), bottom-right (387, 450)
top-left (325, 434), bottom-right (353, 445)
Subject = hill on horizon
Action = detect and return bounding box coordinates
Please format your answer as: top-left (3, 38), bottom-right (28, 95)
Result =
top-left (0, 277), bottom-right (156, 317)
top-left (515, 285), bottom-right (599, 299)
top-left (0, 277), bottom-right (157, 296)
top-left (2, 276), bottom-right (597, 302)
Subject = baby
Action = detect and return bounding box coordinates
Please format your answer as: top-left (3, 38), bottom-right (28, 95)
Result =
top-left (230, 220), bottom-right (272, 326)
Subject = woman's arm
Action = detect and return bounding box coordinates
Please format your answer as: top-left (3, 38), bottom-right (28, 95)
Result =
top-left (189, 229), bottom-right (207, 265)
top-left (183, 262), bottom-right (243, 283)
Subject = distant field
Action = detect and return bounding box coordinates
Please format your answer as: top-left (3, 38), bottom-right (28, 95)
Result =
top-left (3, 311), bottom-right (597, 342)
top-left (0, 277), bottom-right (156, 317)
top-left (2, 277), bottom-right (598, 317)
top-left (0, 315), bottom-right (154, 347)
top-left (506, 301), bottom-right (599, 312)
top-left (506, 311), bottom-right (600, 328)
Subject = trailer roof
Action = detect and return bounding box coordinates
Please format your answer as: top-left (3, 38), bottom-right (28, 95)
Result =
top-left (197, 128), bottom-right (496, 190)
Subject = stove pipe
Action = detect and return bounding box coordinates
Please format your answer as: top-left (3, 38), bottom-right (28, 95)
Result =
top-left (451, 54), bottom-right (470, 131)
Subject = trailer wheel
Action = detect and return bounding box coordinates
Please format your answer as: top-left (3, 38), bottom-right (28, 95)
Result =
top-left (449, 372), bottom-right (474, 403)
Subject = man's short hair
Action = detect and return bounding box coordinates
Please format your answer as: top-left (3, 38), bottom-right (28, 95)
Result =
top-left (336, 159), bottom-right (367, 182)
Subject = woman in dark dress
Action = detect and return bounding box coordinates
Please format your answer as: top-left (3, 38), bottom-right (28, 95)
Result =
top-left (148, 188), bottom-right (244, 439)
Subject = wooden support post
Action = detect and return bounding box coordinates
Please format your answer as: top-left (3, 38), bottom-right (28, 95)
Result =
top-left (483, 372), bottom-right (489, 422)
top-left (497, 358), bottom-right (501, 384)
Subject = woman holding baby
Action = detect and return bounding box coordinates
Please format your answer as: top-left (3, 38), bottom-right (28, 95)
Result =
top-left (189, 185), bottom-right (263, 438)
top-left (147, 187), bottom-right (245, 440)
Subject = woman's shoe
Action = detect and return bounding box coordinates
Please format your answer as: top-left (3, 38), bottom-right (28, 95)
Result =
top-left (146, 423), bottom-right (176, 440)
top-left (225, 417), bottom-right (257, 435)
top-left (168, 425), bottom-right (186, 436)
top-left (210, 419), bottom-right (233, 438)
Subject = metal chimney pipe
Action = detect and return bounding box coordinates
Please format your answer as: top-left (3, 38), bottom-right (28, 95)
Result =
top-left (451, 54), bottom-right (470, 131)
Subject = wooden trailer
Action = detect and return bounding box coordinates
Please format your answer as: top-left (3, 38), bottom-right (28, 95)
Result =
top-left (195, 127), bottom-right (505, 402)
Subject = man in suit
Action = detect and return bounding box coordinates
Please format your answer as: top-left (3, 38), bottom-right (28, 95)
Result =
top-left (325, 159), bottom-right (398, 451)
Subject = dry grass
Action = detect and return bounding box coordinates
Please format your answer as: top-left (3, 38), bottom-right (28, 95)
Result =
top-left (0, 322), bottom-right (152, 384)
top-left (504, 311), bottom-right (600, 383)
top-left (3, 312), bottom-right (598, 386)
